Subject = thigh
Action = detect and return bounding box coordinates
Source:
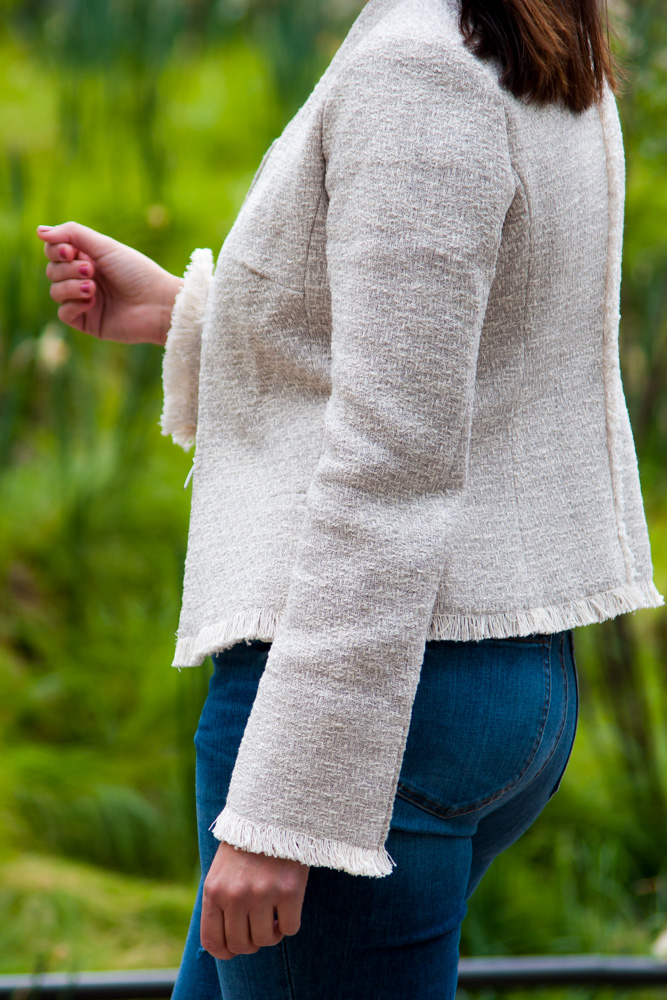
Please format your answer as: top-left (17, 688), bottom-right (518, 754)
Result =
top-left (256, 633), bottom-right (574, 1000)
top-left (194, 641), bottom-right (471, 1000)
top-left (172, 876), bottom-right (224, 1000)
top-left (187, 632), bottom-right (578, 1000)
top-left (220, 827), bottom-right (470, 1000)
top-left (173, 642), bottom-right (270, 1000)
top-left (194, 641), bottom-right (271, 874)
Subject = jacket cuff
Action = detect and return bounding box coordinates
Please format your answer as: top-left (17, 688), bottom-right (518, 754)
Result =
top-left (159, 247), bottom-right (214, 451)
top-left (209, 805), bottom-right (395, 878)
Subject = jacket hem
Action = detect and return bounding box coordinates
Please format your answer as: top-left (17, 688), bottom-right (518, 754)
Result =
top-left (171, 579), bottom-right (664, 668)
top-left (172, 607), bottom-right (282, 667)
top-left (209, 806), bottom-right (395, 878)
top-left (428, 578), bottom-right (664, 642)
top-left (159, 247), bottom-right (214, 452)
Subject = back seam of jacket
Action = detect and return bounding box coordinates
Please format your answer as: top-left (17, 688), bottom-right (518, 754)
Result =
top-left (506, 165), bottom-right (534, 603)
top-left (597, 82), bottom-right (636, 583)
top-left (303, 109), bottom-right (328, 345)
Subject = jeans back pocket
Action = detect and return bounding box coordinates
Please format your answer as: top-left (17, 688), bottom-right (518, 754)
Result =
top-left (396, 636), bottom-right (552, 818)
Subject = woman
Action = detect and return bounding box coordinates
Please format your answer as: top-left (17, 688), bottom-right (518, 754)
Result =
top-left (37, 0), bottom-right (664, 995)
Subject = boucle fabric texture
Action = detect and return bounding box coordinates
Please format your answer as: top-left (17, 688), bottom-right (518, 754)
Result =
top-left (160, 0), bottom-right (664, 876)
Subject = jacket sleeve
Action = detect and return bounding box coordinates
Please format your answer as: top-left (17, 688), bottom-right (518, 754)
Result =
top-left (210, 39), bottom-right (517, 876)
top-left (159, 247), bottom-right (214, 451)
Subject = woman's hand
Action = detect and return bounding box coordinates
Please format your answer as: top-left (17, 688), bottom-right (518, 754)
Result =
top-left (36, 221), bottom-right (184, 346)
top-left (201, 842), bottom-right (310, 960)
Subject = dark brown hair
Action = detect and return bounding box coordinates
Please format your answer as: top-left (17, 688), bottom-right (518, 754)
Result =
top-left (458, 0), bottom-right (625, 113)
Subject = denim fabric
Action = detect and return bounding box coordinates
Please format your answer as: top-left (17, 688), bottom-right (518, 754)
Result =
top-left (172, 630), bottom-right (578, 1000)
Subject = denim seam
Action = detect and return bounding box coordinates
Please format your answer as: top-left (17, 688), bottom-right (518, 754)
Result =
top-left (518, 630), bottom-right (570, 793)
top-left (279, 938), bottom-right (296, 1000)
top-left (396, 637), bottom-right (552, 818)
top-left (544, 630), bottom-right (580, 797)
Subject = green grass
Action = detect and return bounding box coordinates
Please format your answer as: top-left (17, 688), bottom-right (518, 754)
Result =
top-left (0, 852), bottom-right (195, 975)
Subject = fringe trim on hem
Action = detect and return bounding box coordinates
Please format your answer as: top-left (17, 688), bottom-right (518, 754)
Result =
top-left (428, 579), bottom-right (663, 643)
top-left (172, 607), bottom-right (281, 667)
top-left (171, 579), bottom-right (664, 668)
top-left (159, 247), bottom-right (214, 452)
top-left (209, 806), bottom-right (395, 878)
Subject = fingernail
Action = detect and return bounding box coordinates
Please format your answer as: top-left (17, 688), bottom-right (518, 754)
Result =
top-left (80, 282), bottom-right (91, 294)
top-left (78, 265), bottom-right (89, 276)
top-left (59, 247), bottom-right (69, 258)
top-left (37, 225), bottom-right (51, 231)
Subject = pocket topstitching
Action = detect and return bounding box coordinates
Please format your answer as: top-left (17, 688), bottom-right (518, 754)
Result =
top-left (396, 637), bottom-right (552, 818)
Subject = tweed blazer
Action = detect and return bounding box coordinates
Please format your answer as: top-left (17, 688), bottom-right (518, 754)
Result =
top-left (159, 0), bottom-right (663, 876)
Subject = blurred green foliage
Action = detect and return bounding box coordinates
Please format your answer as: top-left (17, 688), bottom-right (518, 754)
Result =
top-left (0, 0), bottom-right (666, 982)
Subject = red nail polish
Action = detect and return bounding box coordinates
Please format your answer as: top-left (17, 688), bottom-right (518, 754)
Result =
top-left (59, 247), bottom-right (68, 259)
top-left (80, 282), bottom-right (91, 294)
top-left (79, 265), bottom-right (89, 276)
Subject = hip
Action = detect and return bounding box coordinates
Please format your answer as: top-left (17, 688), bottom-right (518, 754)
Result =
top-left (197, 630), bottom-right (578, 833)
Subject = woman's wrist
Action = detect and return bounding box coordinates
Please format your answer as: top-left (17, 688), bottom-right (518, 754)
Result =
top-left (153, 272), bottom-right (185, 347)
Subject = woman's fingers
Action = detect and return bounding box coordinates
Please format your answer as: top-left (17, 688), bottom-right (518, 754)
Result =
top-left (43, 241), bottom-right (80, 263)
top-left (36, 221), bottom-right (114, 260)
top-left (49, 278), bottom-right (96, 304)
top-left (201, 843), bottom-right (308, 962)
top-left (222, 910), bottom-right (260, 957)
top-left (274, 873), bottom-right (306, 938)
top-left (200, 891), bottom-right (238, 961)
top-left (56, 299), bottom-right (95, 326)
top-left (46, 259), bottom-right (95, 281)
top-left (248, 905), bottom-right (284, 949)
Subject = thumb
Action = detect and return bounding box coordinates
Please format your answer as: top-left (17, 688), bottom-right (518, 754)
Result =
top-left (36, 221), bottom-right (114, 259)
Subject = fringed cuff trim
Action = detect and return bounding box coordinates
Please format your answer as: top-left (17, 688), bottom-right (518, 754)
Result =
top-left (209, 806), bottom-right (395, 878)
top-left (159, 247), bottom-right (214, 451)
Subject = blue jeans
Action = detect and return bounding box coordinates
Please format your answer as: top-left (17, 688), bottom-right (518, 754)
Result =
top-left (172, 630), bottom-right (579, 1000)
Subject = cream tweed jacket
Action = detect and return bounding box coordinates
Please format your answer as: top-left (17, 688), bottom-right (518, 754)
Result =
top-left (159, 0), bottom-right (664, 876)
